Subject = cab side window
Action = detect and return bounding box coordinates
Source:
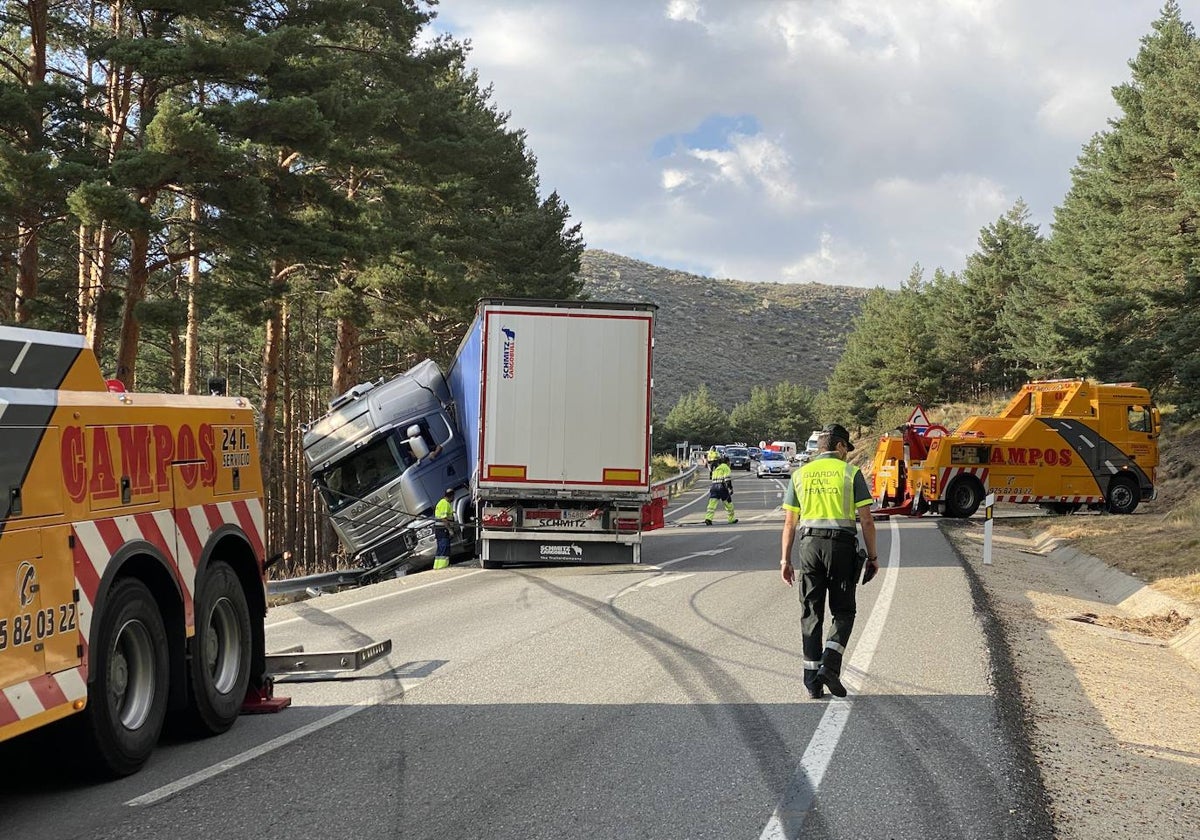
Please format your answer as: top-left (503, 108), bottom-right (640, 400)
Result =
top-left (1128, 406), bottom-right (1149, 433)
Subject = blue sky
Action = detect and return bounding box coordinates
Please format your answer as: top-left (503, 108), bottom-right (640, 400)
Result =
top-left (432, 1), bottom-right (1192, 288)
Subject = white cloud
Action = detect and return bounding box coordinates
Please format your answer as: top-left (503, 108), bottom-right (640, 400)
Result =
top-left (665, 0), bottom-right (702, 24)
top-left (433, 0), bottom-right (1188, 288)
top-left (661, 168), bottom-right (694, 191)
top-left (780, 231), bottom-right (873, 285)
top-left (683, 133), bottom-right (799, 205)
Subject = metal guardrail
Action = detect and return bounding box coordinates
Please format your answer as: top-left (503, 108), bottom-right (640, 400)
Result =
top-left (268, 466), bottom-right (702, 597)
top-left (652, 464), bottom-right (700, 498)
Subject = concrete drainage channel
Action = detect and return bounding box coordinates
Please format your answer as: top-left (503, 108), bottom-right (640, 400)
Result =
top-left (1029, 533), bottom-right (1200, 667)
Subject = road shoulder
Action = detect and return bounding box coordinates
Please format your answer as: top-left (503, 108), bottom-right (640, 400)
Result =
top-left (943, 520), bottom-right (1200, 840)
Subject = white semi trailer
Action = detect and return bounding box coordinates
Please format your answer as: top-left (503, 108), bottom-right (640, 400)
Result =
top-left (448, 298), bottom-right (656, 567)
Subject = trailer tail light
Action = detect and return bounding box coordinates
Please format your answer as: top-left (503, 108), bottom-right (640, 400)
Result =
top-left (481, 508), bottom-right (514, 528)
top-left (617, 514), bottom-right (643, 532)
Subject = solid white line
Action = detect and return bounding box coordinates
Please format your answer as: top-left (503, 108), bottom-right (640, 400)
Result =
top-left (10, 341), bottom-right (30, 374)
top-left (265, 569), bottom-right (485, 629)
top-left (759, 519), bottom-right (901, 839)
top-left (126, 685), bottom-right (409, 807)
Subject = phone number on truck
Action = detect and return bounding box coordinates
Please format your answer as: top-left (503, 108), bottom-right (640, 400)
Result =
top-left (0, 603), bottom-right (78, 651)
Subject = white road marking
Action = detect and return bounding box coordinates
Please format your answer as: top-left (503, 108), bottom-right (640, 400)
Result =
top-left (759, 518), bottom-right (901, 840)
top-left (648, 547), bottom-right (733, 570)
top-left (126, 683), bottom-right (413, 807)
top-left (1080, 435), bottom-right (1095, 448)
top-left (1104, 460), bottom-right (1117, 473)
top-left (10, 341), bottom-right (30, 374)
top-left (645, 572), bottom-right (695, 588)
top-left (265, 569), bottom-right (485, 629)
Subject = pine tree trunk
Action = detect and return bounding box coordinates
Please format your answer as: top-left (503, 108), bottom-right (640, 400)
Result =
top-left (15, 225), bottom-right (38, 324)
top-left (282, 297), bottom-right (298, 564)
top-left (14, 0), bottom-right (49, 323)
top-left (183, 196), bottom-right (202, 394)
top-left (114, 225), bottom-right (151, 387)
top-left (259, 258), bottom-right (286, 556)
top-left (83, 224), bottom-right (113, 352)
top-left (331, 316), bottom-right (360, 399)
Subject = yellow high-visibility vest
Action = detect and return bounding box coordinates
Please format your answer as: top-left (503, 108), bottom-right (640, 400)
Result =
top-left (793, 457), bottom-right (859, 529)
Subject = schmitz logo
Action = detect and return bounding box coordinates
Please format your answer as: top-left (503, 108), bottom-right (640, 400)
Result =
top-left (539, 544), bottom-right (584, 558)
top-left (501, 327), bottom-right (516, 379)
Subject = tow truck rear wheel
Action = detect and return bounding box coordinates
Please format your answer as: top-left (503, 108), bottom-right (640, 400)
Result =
top-left (186, 561), bottom-right (252, 736)
top-left (943, 477), bottom-right (984, 518)
top-left (1105, 477), bottom-right (1140, 515)
top-left (83, 577), bottom-right (169, 777)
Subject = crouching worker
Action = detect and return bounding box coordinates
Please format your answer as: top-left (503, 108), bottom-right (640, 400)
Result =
top-left (704, 456), bottom-right (738, 525)
top-left (433, 487), bottom-right (455, 569)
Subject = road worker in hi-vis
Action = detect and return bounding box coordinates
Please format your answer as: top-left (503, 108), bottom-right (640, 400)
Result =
top-left (704, 456), bottom-right (738, 525)
top-left (433, 488), bottom-right (454, 569)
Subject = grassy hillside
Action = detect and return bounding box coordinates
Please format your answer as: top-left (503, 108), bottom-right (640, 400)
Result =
top-left (578, 249), bottom-right (870, 414)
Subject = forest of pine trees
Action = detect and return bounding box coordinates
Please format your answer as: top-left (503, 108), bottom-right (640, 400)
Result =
top-left (0, 1), bottom-right (584, 574)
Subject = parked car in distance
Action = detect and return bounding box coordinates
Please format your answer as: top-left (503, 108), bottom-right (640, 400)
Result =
top-left (757, 450), bottom-right (791, 478)
top-left (725, 445), bottom-right (752, 470)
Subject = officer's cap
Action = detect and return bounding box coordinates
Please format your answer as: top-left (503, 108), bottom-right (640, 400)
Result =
top-left (822, 423), bottom-right (854, 451)
top-left (444, 487), bottom-right (455, 497)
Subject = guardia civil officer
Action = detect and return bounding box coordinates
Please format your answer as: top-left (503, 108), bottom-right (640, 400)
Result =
top-left (779, 423), bottom-right (878, 699)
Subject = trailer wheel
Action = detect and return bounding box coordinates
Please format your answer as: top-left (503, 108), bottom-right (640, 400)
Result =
top-left (1105, 477), bottom-right (1140, 515)
top-left (83, 577), bottom-right (169, 777)
top-left (187, 561), bottom-right (252, 735)
top-left (943, 477), bottom-right (984, 518)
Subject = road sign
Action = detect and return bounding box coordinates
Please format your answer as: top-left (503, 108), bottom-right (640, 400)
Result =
top-left (907, 405), bottom-right (931, 426)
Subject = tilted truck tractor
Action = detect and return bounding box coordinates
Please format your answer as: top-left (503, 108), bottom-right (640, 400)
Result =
top-left (448, 299), bottom-right (656, 567)
top-left (0, 326), bottom-right (270, 776)
top-left (303, 298), bottom-right (657, 572)
top-left (871, 379), bottom-right (1160, 518)
top-left (302, 359), bottom-right (473, 578)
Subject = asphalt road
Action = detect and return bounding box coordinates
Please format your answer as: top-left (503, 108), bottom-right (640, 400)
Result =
top-left (1, 469), bottom-right (1050, 839)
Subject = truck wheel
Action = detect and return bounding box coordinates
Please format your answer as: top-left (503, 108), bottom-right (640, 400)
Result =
top-left (1105, 477), bottom-right (1139, 515)
top-left (83, 577), bottom-right (169, 777)
top-left (943, 477), bottom-right (983, 518)
top-left (187, 562), bottom-right (252, 735)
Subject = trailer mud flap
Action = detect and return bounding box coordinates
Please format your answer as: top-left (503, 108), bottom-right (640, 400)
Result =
top-left (488, 540), bottom-right (638, 565)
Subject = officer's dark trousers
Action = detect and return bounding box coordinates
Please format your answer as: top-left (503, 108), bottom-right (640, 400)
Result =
top-left (798, 533), bottom-right (858, 691)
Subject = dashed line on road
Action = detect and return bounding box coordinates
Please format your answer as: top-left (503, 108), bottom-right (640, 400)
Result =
top-left (758, 518), bottom-right (902, 840)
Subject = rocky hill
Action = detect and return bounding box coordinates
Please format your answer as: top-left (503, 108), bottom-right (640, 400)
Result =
top-left (578, 249), bottom-right (871, 414)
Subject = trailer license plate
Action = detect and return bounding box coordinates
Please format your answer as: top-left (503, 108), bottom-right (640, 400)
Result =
top-left (522, 508), bottom-right (604, 529)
